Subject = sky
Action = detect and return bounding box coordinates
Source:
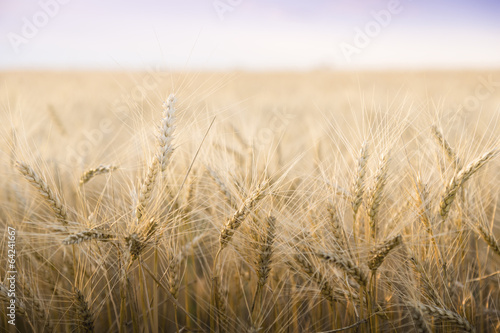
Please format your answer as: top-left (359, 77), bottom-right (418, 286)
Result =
top-left (0, 0), bottom-right (499, 70)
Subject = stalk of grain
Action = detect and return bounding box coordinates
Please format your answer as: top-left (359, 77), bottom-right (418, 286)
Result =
top-left (211, 180), bottom-right (267, 331)
top-left (62, 229), bottom-right (113, 245)
top-left (431, 125), bottom-right (461, 169)
top-left (316, 251), bottom-right (368, 287)
top-left (206, 165), bottom-right (238, 209)
top-left (218, 180), bottom-right (268, 251)
top-left (167, 251), bottom-right (181, 300)
top-left (125, 218), bottom-right (157, 260)
top-left (367, 151), bottom-right (390, 240)
top-left (476, 224), bottom-right (500, 257)
top-left (351, 141), bottom-right (369, 222)
top-left (439, 148), bottom-right (499, 220)
top-left (21, 281), bottom-right (52, 332)
top-left (409, 305), bottom-right (431, 333)
top-left (367, 234), bottom-right (402, 271)
top-left (417, 303), bottom-right (475, 333)
top-left (408, 257), bottom-right (441, 305)
top-left (326, 203), bottom-right (348, 250)
top-left (16, 161), bottom-right (68, 225)
top-left (74, 288), bottom-right (94, 333)
top-left (79, 164), bottom-right (118, 186)
top-left (213, 273), bottom-right (229, 333)
top-left (255, 216), bottom-right (276, 288)
top-left (251, 216), bottom-right (276, 318)
top-left (136, 95), bottom-right (176, 221)
top-left (290, 253), bottom-right (337, 306)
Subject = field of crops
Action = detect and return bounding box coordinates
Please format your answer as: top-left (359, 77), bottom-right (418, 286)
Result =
top-left (0, 70), bottom-right (499, 332)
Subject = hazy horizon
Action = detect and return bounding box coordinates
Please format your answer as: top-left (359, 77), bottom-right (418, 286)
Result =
top-left (1, 0), bottom-right (500, 71)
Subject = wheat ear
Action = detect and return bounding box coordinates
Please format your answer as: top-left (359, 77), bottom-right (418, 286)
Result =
top-left (367, 234), bottom-right (402, 270)
top-left (63, 229), bottom-right (112, 245)
top-left (206, 165), bottom-right (238, 209)
top-left (219, 180), bottom-right (268, 251)
top-left (439, 148), bottom-right (499, 220)
top-left (167, 251), bottom-right (181, 299)
top-left (136, 95), bottom-right (176, 221)
top-left (125, 218), bottom-right (158, 260)
top-left (157, 94), bottom-right (176, 172)
top-left (213, 273), bottom-right (228, 332)
top-left (351, 141), bottom-right (369, 221)
top-left (79, 164), bottom-right (118, 185)
top-left (16, 161), bottom-right (68, 225)
top-left (291, 253), bottom-right (337, 305)
top-left (255, 216), bottom-right (276, 288)
top-left (476, 224), bottom-right (500, 257)
top-left (417, 303), bottom-right (475, 333)
top-left (326, 202), bottom-right (350, 253)
top-left (431, 125), bottom-right (461, 168)
top-left (21, 281), bottom-right (52, 332)
top-left (367, 151), bottom-right (390, 239)
top-left (316, 251), bottom-right (368, 287)
top-left (409, 305), bottom-right (431, 333)
top-left (74, 288), bottom-right (94, 333)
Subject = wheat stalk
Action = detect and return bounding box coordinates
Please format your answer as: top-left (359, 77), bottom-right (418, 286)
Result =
top-left (63, 229), bottom-right (113, 245)
top-left (125, 218), bottom-right (158, 260)
top-left (409, 305), bottom-right (431, 333)
top-left (255, 216), bottom-right (276, 288)
top-left (316, 251), bottom-right (368, 287)
top-left (16, 161), bottom-right (68, 225)
top-left (74, 288), bottom-right (94, 333)
top-left (326, 202), bottom-right (352, 256)
top-left (351, 141), bottom-right (369, 221)
top-left (439, 148), bottom-right (499, 220)
top-left (367, 234), bottom-right (402, 271)
top-left (213, 273), bottom-right (228, 332)
top-left (431, 125), bottom-right (461, 168)
top-left (476, 224), bottom-right (500, 257)
top-left (167, 251), bottom-right (181, 300)
top-left (21, 281), bottom-right (52, 332)
top-left (136, 95), bottom-right (177, 221)
top-left (291, 253), bottom-right (337, 305)
top-left (219, 180), bottom-right (268, 251)
top-left (367, 151), bottom-right (390, 239)
top-left (206, 165), bottom-right (238, 209)
top-left (417, 303), bottom-right (475, 333)
top-left (79, 164), bottom-right (118, 185)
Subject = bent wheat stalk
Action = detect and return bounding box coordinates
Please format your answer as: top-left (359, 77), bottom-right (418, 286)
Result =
top-left (439, 148), bottom-right (499, 220)
top-left (79, 164), bottom-right (118, 186)
top-left (476, 224), bottom-right (500, 257)
top-left (417, 303), bottom-right (475, 333)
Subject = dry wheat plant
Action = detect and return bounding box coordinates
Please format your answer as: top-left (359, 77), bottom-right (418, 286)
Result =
top-left (0, 71), bottom-right (499, 332)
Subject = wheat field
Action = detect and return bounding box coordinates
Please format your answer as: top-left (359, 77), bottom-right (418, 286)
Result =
top-left (0, 70), bottom-right (499, 332)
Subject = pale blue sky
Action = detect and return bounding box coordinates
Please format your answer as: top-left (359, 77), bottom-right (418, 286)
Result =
top-left (1, 0), bottom-right (499, 70)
